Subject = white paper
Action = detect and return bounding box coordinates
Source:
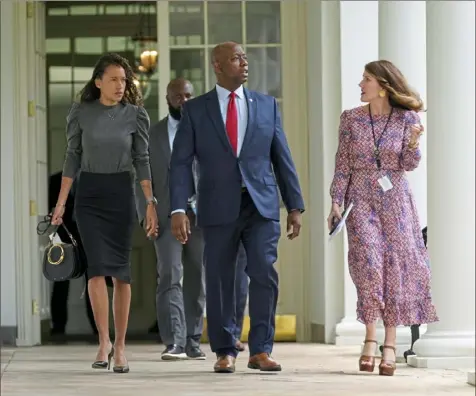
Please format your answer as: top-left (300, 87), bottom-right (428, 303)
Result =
top-left (49, 232), bottom-right (63, 245)
top-left (329, 202), bottom-right (354, 242)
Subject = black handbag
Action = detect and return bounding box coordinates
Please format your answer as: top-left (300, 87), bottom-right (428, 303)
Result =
top-left (37, 215), bottom-right (87, 282)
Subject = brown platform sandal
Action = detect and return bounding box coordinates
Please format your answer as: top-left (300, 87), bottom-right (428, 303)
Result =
top-left (379, 345), bottom-right (396, 376)
top-left (359, 339), bottom-right (377, 372)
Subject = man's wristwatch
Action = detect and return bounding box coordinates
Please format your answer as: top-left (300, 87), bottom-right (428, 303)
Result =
top-left (147, 197), bottom-right (158, 206)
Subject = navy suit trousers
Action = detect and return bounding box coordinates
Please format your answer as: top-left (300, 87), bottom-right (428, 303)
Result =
top-left (203, 191), bottom-right (280, 357)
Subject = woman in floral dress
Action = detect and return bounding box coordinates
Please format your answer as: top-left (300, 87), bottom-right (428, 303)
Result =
top-left (328, 60), bottom-right (438, 376)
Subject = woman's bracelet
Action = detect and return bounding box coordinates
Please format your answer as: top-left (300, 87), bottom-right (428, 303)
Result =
top-left (408, 141), bottom-right (419, 150)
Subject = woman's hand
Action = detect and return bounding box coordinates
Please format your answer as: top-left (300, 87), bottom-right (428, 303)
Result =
top-left (327, 203), bottom-right (342, 231)
top-left (51, 204), bottom-right (65, 225)
top-left (409, 123), bottom-right (424, 146)
top-left (145, 204), bottom-right (159, 239)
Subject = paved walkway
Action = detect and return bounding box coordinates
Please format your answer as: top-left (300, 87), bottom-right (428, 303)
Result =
top-left (1, 343), bottom-right (473, 396)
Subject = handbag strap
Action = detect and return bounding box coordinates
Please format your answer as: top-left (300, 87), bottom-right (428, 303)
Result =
top-left (60, 222), bottom-right (78, 246)
top-left (36, 214), bottom-right (78, 246)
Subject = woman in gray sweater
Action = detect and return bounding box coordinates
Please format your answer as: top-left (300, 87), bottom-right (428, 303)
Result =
top-left (51, 53), bottom-right (158, 373)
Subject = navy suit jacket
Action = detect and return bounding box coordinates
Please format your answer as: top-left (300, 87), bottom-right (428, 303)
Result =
top-left (169, 87), bottom-right (305, 227)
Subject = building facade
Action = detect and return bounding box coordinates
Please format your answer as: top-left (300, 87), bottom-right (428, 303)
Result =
top-left (1, 0), bottom-right (474, 379)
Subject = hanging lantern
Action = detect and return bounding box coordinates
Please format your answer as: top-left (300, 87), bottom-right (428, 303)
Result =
top-left (130, 3), bottom-right (158, 101)
top-left (133, 74), bottom-right (152, 100)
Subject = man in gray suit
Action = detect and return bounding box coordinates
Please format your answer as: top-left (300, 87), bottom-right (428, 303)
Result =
top-left (135, 78), bottom-right (206, 360)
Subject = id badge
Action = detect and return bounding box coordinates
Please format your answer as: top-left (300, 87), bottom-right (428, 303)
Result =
top-left (378, 175), bottom-right (393, 192)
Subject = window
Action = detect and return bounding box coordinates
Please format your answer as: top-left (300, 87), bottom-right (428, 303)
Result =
top-left (246, 47), bottom-right (282, 98)
top-left (207, 1), bottom-right (242, 44)
top-left (47, 7), bottom-right (68, 16)
top-left (49, 66), bottom-right (72, 82)
top-left (75, 37), bottom-right (103, 54)
top-left (105, 5), bottom-right (128, 15)
top-left (46, 38), bottom-right (70, 53)
top-left (107, 37), bottom-right (128, 52)
top-left (48, 83), bottom-right (73, 107)
top-left (69, 5), bottom-right (98, 15)
top-left (246, 1), bottom-right (281, 44)
top-left (169, 1), bottom-right (282, 104)
top-left (169, 1), bottom-right (204, 46)
top-left (171, 49), bottom-right (206, 96)
top-left (73, 67), bottom-right (94, 82)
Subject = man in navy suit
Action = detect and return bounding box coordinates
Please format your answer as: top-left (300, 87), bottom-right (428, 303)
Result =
top-left (169, 42), bottom-right (305, 373)
top-left (234, 242), bottom-right (248, 352)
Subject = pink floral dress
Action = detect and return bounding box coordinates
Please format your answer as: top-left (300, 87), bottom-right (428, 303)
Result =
top-left (330, 106), bottom-right (438, 327)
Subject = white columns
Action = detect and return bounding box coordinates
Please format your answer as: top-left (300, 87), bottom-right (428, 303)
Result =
top-left (0, 1), bottom-right (40, 347)
top-left (14, 1), bottom-right (38, 346)
top-left (334, 1), bottom-right (378, 345)
top-left (379, 1), bottom-right (427, 228)
top-left (408, 1), bottom-right (475, 369)
top-left (0, 1), bottom-right (18, 341)
top-left (306, 0), bottom-right (345, 343)
top-left (378, 1), bottom-right (428, 361)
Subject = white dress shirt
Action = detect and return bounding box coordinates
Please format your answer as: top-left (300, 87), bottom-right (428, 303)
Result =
top-left (167, 115), bottom-right (180, 152)
top-left (215, 84), bottom-right (248, 156)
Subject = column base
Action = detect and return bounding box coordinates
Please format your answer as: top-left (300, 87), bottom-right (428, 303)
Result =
top-left (335, 317), bottom-right (365, 346)
top-left (408, 355), bottom-right (474, 369)
top-left (468, 371), bottom-right (475, 386)
top-left (407, 330), bottom-right (475, 369)
top-left (394, 325), bottom-right (427, 363)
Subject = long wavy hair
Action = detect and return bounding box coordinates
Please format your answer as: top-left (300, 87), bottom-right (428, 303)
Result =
top-left (78, 53), bottom-right (143, 106)
top-left (365, 60), bottom-right (424, 112)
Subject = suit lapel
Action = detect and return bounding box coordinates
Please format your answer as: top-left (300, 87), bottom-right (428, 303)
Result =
top-left (157, 117), bottom-right (171, 164)
top-left (205, 88), bottom-right (233, 152)
top-left (242, 88), bottom-right (256, 155)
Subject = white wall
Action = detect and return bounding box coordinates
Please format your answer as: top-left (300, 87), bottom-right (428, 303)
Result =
top-left (1, 1), bottom-right (17, 328)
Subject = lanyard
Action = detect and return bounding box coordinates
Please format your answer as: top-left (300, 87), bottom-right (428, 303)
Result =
top-left (369, 106), bottom-right (394, 169)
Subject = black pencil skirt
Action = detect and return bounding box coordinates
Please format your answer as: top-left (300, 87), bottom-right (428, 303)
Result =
top-left (75, 171), bottom-right (136, 284)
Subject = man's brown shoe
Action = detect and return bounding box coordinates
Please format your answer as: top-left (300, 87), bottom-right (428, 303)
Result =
top-left (213, 355), bottom-right (236, 373)
top-left (248, 353), bottom-right (282, 372)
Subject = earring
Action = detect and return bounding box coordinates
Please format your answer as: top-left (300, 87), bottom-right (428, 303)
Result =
top-left (379, 90), bottom-right (386, 98)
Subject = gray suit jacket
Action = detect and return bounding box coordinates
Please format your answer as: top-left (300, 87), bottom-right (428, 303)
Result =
top-left (135, 116), bottom-right (199, 231)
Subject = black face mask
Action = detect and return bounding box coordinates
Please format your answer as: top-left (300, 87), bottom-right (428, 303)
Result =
top-left (168, 103), bottom-right (182, 121)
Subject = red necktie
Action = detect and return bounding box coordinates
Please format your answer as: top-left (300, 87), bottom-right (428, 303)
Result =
top-left (226, 92), bottom-right (238, 155)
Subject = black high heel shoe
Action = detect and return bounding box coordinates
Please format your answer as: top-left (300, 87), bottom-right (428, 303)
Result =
top-left (112, 351), bottom-right (130, 374)
top-left (92, 346), bottom-right (114, 369)
top-left (112, 362), bottom-right (130, 373)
